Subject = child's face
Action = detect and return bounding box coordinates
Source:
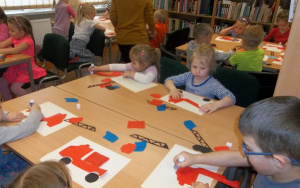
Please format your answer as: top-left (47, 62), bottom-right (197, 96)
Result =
top-left (190, 57), bottom-right (210, 78)
top-left (131, 59), bottom-right (147, 72)
top-left (88, 10), bottom-right (96, 20)
top-left (277, 19), bottom-right (290, 34)
top-left (8, 23), bottom-right (25, 40)
top-left (234, 21), bottom-right (247, 35)
top-left (203, 34), bottom-right (213, 44)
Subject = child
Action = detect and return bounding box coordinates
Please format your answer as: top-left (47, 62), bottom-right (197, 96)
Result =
top-left (90, 44), bottom-right (160, 84)
top-left (9, 160), bottom-right (72, 188)
top-left (0, 102), bottom-right (43, 187)
top-left (0, 16), bottom-right (46, 101)
top-left (165, 44), bottom-right (235, 114)
top-left (0, 7), bottom-right (9, 42)
top-left (52, 0), bottom-right (76, 40)
top-left (186, 23), bottom-right (234, 69)
top-left (264, 10), bottom-right (290, 46)
top-left (219, 17), bottom-right (250, 38)
top-left (226, 25), bottom-right (264, 72)
top-left (174, 96), bottom-right (300, 187)
top-left (148, 9), bottom-right (167, 48)
top-left (69, 3), bottom-right (106, 63)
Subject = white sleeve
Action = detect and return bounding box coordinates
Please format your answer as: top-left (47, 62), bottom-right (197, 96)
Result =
top-left (109, 64), bottom-right (127, 71)
top-left (134, 72), bottom-right (156, 84)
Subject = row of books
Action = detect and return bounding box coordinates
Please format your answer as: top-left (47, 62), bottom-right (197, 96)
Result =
top-left (167, 18), bottom-right (195, 37)
top-left (215, 0), bottom-right (276, 23)
top-left (153, 0), bottom-right (214, 16)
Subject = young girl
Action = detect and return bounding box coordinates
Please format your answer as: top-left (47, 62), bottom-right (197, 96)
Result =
top-left (0, 7), bottom-right (9, 42)
top-left (90, 44), bottom-right (160, 84)
top-left (264, 10), bottom-right (290, 46)
top-left (0, 16), bottom-right (46, 101)
top-left (219, 17), bottom-right (250, 38)
top-left (69, 3), bottom-right (106, 63)
top-left (52, 0), bottom-right (76, 40)
top-left (165, 44), bottom-right (235, 114)
top-left (9, 161), bottom-right (72, 188)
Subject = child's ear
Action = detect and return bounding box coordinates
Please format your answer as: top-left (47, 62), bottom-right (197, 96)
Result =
top-left (272, 154), bottom-right (289, 169)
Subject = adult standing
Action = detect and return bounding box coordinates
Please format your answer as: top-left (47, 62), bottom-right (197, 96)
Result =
top-left (110, 0), bottom-right (156, 63)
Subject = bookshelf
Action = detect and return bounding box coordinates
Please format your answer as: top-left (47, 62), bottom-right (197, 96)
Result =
top-left (154, 0), bottom-right (282, 35)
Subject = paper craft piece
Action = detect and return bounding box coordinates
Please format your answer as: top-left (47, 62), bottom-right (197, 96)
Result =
top-left (215, 36), bottom-right (241, 43)
top-left (141, 144), bottom-right (219, 188)
top-left (102, 78), bottom-right (112, 82)
top-left (134, 141), bottom-right (147, 152)
top-left (192, 130), bottom-right (213, 152)
top-left (262, 44), bottom-right (283, 52)
top-left (161, 90), bottom-right (212, 115)
top-left (68, 117), bottom-right (83, 124)
top-left (193, 145), bottom-right (213, 153)
top-left (111, 76), bottom-right (157, 93)
top-left (113, 85), bottom-right (120, 89)
top-left (149, 99), bottom-right (164, 106)
top-left (64, 119), bottom-right (96, 132)
top-left (105, 85), bottom-right (116, 90)
top-left (42, 113), bottom-right (67, 127)
top-left (100, 83), bottom-right (112, 88)
top-left (41, 136), bottom-right (130, 188)
top-left (130, 134), bottom-right (169, 149)
top-left (22, 102), bottom-right (77, 136)
top-left (184, 120), bottom-right (197, 130)
top-left (127, 121), bottom-right (145, 129)
top-left (147, 100), bottom-right (178, 111)
top-left (97, 71), bottom-right (122, 77)
top-left (120, 143), bottom-right (136, 154)
top-left (157, 104), bottom-right (167, 111)
top-left (263, 55), bottom-right (269, 61)
top-left (65, 98), bottom-right (78, 103)
top-left (214, 146), bottom-right (230, 151)
top-left (177, 166), bottom-right (240, 188)
top-left (103, 131), bottom-right (118, 143)
top-left (151, 93), bottom-right (162, 98)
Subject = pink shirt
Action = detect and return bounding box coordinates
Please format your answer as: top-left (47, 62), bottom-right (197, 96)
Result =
top-left (0, 23), bottom-right (9, 42)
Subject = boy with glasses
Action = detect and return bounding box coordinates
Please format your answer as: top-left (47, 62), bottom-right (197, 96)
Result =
top-left (174, 96), bottom-right (300, 187)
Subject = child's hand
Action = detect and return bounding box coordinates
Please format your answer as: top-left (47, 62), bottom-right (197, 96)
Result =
top-left (199, 102), bottom-right (218, 114)
top-left (28, 103), bottom-right (41, 112)
top-left (123, 71), bottom-right (135, 79)
top-left (192, 182), bottom-right (209, 188)
top-left (173, 151), bottom-right (197, 168)
top-left (6, 112), bottom-right (27, 122)
top-left (169, 89), bottom-right (182, 100)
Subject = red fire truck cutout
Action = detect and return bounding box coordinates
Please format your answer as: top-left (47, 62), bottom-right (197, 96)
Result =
top-left (59, 144), bottom-right (109, 183)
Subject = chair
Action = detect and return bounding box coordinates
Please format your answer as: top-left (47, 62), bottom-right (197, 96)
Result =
top-left (217, 167), bottom-right (255, 188)
top-left (160, 27), bottom-right (190, 60)
top-left (213, 67), bottom-right (259, 108)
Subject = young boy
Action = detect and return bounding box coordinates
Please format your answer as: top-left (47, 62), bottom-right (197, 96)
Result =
top-left (174, 96), bottom-right (300, 187)
top-left (264, 10), bottom-right (290, 46)
top-left (148, 9), bottom-right (167, 48)
top-left (186, 23), bottom-right (234, 69)
top-left (226, 25), bottom-right (264, 72)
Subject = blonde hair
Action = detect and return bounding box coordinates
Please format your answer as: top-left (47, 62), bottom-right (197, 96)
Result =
top-left (9, 161), bottom-right (72, 188)
top-left (190, 43), bottom-right (216, 75)
top-left (74, 3), bottom-right (96, 26)
top-left (242, 25), bottom-right (264, 48)
top-left (129, 44), bottom-right (161, 82)
top-left (154, 9), bottom-right (167, 23)
top-left (277, 10), bottom-right (289, 22)
top-left (193, 23), bottom-right (213, 42)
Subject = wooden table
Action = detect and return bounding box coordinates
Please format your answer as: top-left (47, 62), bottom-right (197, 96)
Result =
top-left (175, 34), bottom-right (283, 72)
top-left (0, 54), bottom-right (35, 91)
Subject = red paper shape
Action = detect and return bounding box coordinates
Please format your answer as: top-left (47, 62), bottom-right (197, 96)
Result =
top-left (169, 96), bottom-right (200, 108)
top-left (277, 46), bottom-right (286, 50)
top-left (169, 96), bottom-right (184, 103)
top-left (59, 145), bottom-right (108, 177)
top-left (151, 94), bottom-right (161, 98)
top-left (69, 117), bottom-right (83, 124)
top-left (120, 143), bottom-right (136, 154)
top-left (214, 146), bottom-right (230, 151)
top-left (101, 78), bottom-right (112, 82)
top-left (176, 166), bottom-right (240, 188)
top-left (149, 99), bottom-right (164, 106)
top-left (97, 71), bottom-right (122, 77)
top-left (127, 121), bottom-right (145, 129)
top-left (41, 113), bottom-right (67, 127)
top-left (5, 55), bottom-right (13, 58)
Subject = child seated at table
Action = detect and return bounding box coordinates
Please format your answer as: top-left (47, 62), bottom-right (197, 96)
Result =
top-left (89, 44), bottom-right (160, 84)
top-left (264, 10), bottom-right (290, 46)
top-left (226, 25), bottom-right (264, 72)
top-left (174, 96), bottom-right (300, 187)
top-left (186, 23), bottom-right (234, 69)
top-left (0, 102), bottom-right (43, 187)
top-left (9, 160), bottom-right (72, 188)
top-left (165, 44), bottom-right (235, 114)
top-left (219, 17), bottom-right (250, 38)
top-left (148, 9), bottom-right (167, 48)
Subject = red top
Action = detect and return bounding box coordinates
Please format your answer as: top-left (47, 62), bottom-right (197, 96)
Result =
top-left (149, 22), bottom-right (167, 48)
top-left (264, 27), bottom-right (290, 44)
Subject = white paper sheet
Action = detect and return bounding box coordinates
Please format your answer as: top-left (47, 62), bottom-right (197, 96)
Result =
top-left (263, 44), bottom-right (283, 52)
top-left (41, 136), bottom-right (130, 188)
top-left (22, 102), bottom-right (77, 136)
top-left (215, 36), bottom-right (241, 43)
top-left (141, 144), bottom-right (219, 188)
top-left (263, 55), bottom-right (269, 61)
top-left (160, 90), bottom-right (212, 115)
top-left (111, 76), bottom-right (157, 92)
